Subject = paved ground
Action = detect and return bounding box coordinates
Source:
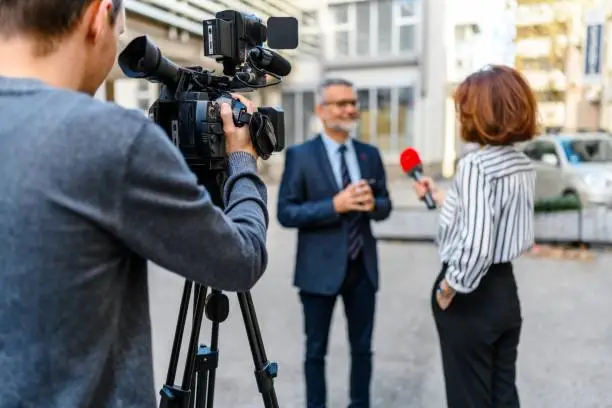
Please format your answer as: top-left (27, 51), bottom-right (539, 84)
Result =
top-left (147, 185), bottom-right (612, 408)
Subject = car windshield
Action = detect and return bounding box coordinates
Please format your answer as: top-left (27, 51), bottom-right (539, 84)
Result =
top-left (559, 138), bottom-right (612, 163)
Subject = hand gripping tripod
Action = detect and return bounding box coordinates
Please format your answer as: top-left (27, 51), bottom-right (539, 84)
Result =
top-left (159, 170), bottom-right (279, 408)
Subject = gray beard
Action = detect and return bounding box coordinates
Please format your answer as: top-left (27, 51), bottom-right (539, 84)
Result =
top-left (329, 121), bottom-right (358, 134)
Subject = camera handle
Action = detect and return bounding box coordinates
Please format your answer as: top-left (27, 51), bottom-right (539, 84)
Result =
top-left (158, 171), bottom-right (279, 408)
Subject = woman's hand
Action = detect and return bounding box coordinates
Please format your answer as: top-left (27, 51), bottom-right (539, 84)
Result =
top-left (412, 177), bottom-right (445, 206)
top-left (436, 279), bottom-right (456, 310)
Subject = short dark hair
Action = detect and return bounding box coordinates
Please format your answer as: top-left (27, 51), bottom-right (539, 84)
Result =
top-left (0, 0), bottom-right (123, 55)
top-left (454, 65), bottom-right (539, 145)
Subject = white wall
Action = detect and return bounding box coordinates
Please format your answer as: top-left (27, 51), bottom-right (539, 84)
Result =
top-left (421, 0), bottom-right (447, 166)
top-left (284, 57), bottom-right (324, 89)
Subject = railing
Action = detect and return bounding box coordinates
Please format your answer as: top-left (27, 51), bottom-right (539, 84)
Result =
top-left (373, 197), bottom-right (612, 246)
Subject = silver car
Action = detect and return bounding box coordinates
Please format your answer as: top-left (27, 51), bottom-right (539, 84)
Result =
top-left (517, 133), bottom-right (612, 207)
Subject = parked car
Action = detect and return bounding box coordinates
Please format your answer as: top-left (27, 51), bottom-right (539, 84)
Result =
top-left (517, 133), bottom-right (612, 207)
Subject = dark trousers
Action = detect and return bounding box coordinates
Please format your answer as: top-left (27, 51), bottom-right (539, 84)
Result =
top-left (432, 262), bottom-right (522, 408)
top-left (299, 253), bottom-right (376, 408)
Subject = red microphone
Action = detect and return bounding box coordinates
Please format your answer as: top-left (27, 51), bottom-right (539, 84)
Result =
top-left (400, 148), bottom-right (437, 210)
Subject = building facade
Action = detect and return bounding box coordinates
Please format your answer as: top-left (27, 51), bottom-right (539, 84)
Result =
top-left (514, 0), bottom-right (612, 133)
top-left (601, 5), bottom-right (612, 132)
top-left (441, 1), bottom-right (483, 177)
top-left (274, 0), bottom-right (448, 180)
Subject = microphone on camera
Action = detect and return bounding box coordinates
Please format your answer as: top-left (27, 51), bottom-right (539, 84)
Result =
top-left (400, 148), bottom-right (437, 210)
top-left (248, 47), bottom-right (292, 76)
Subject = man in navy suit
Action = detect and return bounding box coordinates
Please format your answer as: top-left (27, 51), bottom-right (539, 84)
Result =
top-left (277, 78), bottom-right (392, 408)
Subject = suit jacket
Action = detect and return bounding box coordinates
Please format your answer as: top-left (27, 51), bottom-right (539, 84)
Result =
top-left (277, 134), bottom-right (392, 295)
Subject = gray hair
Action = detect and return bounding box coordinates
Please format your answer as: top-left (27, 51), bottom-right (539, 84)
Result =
top-left (315, 78), bottom-right (355, 104)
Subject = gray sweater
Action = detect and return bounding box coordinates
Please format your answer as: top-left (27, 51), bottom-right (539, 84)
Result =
top-left (0, 77), bottom-right (269, 407)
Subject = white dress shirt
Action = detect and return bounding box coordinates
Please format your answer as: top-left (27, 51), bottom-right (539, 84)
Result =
top-left (437, 145), bottom-right (536, 293)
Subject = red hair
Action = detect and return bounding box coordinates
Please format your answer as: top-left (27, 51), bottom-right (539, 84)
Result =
top-left (454, 65), bottom-right (539, 145)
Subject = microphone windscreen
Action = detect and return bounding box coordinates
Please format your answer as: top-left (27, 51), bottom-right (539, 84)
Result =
top-left (400, 148), bottom-right (422, 173)
top-left (266, 49), bottom-right (292, 76)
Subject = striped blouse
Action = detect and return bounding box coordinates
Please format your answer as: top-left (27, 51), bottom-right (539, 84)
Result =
top-left (437, 145), bottom-right (536, 293)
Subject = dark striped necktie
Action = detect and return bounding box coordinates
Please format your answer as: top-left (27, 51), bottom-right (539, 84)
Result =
top-left (338, 145), bottom-right (363, 260)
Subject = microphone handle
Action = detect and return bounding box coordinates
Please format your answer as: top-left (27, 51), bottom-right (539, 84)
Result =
top-left (411, 170), bottom-right (437, 210)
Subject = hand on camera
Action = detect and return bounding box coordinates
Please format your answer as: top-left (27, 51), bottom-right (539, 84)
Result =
top-left (333, 180), bottom-right (375, 214)
top-left (412, 177), bottom-right (444, 206)
top-left (221, 93), bottom-right (258, 158)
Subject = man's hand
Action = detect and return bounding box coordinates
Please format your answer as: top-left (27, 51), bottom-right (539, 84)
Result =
top-left (354, 179), bottom-right (375, 212)
top-left (333, 180), bottom-right (375, 214)
top-left (221, 93), bottom-right (258, 158)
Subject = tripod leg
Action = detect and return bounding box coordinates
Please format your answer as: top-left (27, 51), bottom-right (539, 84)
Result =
top-left (195, 367), bottom-right (209, 408)
top-left (166, 281), bottom-right (193, 386)
top-left (190, 287), bottom-right (205, 408)
top-left (205, 307), bottom-right (220, 408)
top-left (237, 292), bottom-right (279, 408)
top-left (182, 284), bottom-right (208, 392)
top-left (202, 290), bottom-right (229, 408)
top-left (159, 281), bottom-right (194, 408)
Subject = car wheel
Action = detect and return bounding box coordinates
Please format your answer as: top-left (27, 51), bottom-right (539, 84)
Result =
top-left (562, 190), bottom-right (581, 207)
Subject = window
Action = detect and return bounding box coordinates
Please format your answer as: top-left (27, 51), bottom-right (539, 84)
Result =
top-left (357, 89), bottom-right (373, 143)
top-left (330, 3), bottom-right (351, 56)
top-left (282, 85), bottom-right (416, 154)
top-left (399, 24), bottom-right (416, 52)
top-left (398, 87), bottom-right (415, 148)
top-left (281, 91), bottom-right (319, 146)
top-left (560, 138), bottom-right (612, 163)
top-left (376, 89), bottom-right (392, 152)
top-left (331, 4), bottom-right (349, 24)
top-left (399, 0), bottom-right (416, 16)
top-left (396, 0), bottom-right (418, 52)
top-left (356, 2), bottom-right (371, 56)
top-left (302, 92), bottom-right (316, 142)
top-left (282, 92), bottom-right (296, 147)
top-left (378, 0), bottom-right (393, 54)
top-left (327, 0), bottom-right (420, 58)
top-left (335, 31), bottom-right (349, 56)
top-left (524, 140), bottom-right (558, 161)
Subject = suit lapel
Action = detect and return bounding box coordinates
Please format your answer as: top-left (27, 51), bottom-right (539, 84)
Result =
top-left (353, 141), bottom-right (371, 181)
top-left (314, 134), bottom-right (341, 193)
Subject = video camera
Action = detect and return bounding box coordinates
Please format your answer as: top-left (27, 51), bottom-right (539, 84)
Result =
top-left (118, 10), bottom-right (298, 175)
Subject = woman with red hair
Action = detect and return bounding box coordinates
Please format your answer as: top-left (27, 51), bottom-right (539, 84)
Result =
top-left (413, 65), bottom-right (539, 408)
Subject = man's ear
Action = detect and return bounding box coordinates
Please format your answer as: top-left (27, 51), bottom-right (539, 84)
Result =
top-left (84, 0), bottom-right (115, 42)
top-left (315, 103), bottom-right (325, 118)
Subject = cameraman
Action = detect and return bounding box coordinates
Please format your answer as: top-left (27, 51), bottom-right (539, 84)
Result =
top-left (0, 1), bottom-right (269, 407)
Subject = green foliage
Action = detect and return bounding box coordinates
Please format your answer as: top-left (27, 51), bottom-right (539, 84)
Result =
top-left (534, 195), bottom-right (581, 213)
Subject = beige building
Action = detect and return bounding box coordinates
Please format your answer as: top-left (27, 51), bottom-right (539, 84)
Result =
top-left (599, 4), bottom-right (612, 132)
top-left (515, 0), bottom-right (612, 133)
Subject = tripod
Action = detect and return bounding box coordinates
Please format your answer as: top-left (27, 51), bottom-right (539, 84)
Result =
top-left (159, 170), bottom-right (279, 408)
